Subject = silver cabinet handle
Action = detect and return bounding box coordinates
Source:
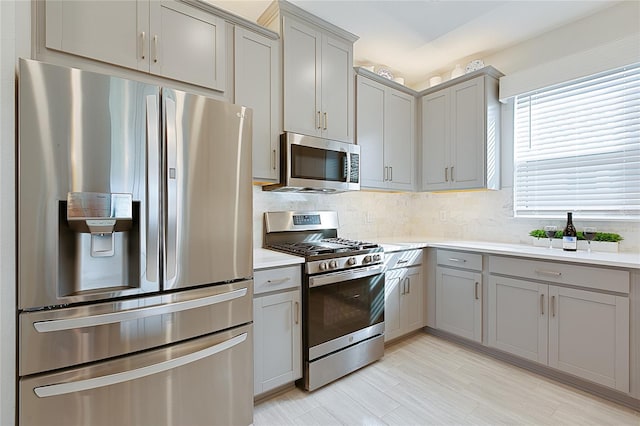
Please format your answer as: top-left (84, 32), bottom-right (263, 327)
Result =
top-left (295, 301), bottom-right (299, 324)
top-left (401, 278), bottom-right (406, 295)
top-left (323, 112), bottom-right (328, 130)
top-left (535, 269), bottom-right (562, 277)
top-left (317, 111), bottom-right (321, 129)
top-left (475, 282), bottom-right (479, 300)
top-left (448, 258), bottom-right (466, 263)
top-left (396, 259), bottom-right (409, 264)
top-left (145, 95), bottom-right (160, 283)
top-left (34, 333), bottom-right (247, 397)
top-left (540, 294), bottom-right (544, 315)
top-left (406, 277), bottom-right (410, 294)
top-left (451, 165), bottom-right (454, 181)
top-left (33, 288), bottom-right (248, 333)
top-left (140, 31), bottom-right (146, 59)
top-left (445, 167), bottom-right (448, 182)
top-left (551, 295), bottom-right (556, 317)
top-left (164, 96), bottom-right (178, 284)
top-left (384, 166), bottom-right (388, 181)
top-left (272, 149), bottom-right (276, 170)
top-left (390, 166), bottom-right (393, 181)
top-left (266, 277), bottom-right (291, 285)
top-left (153, 35), bottom-right (158, 63)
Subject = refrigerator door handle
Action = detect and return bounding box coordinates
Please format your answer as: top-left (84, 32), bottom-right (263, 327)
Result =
top-left (146, 95), bottom-right (160, 284)
top-left (165, 96), bottom-right (178, 285)
top-left (33, 288), bottom-right (248, 333)
top-left (33, 332), bottom-right (248, 397)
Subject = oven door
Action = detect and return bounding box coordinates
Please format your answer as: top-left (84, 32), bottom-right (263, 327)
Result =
top-left (305, 265), bottom-right (384, 361)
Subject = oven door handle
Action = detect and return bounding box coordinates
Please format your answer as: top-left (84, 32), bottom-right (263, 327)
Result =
top-left (308, 265), bottom-right (385, 288)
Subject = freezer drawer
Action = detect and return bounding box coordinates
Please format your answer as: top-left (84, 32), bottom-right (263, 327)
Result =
top-left (20, 280), bottom-right (252, 376)
top-left (20, 324), bottom-right (253, 426)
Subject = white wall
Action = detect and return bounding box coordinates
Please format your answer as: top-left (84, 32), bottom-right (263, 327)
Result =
top-left (414, 1), bottom-right (640, 91)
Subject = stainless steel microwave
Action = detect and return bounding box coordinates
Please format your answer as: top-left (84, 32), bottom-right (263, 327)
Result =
top-left (262, 132), bottom-right (360, 193)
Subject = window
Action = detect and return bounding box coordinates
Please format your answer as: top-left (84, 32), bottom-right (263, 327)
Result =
top-left (513, 63), bottom-right (640, 220)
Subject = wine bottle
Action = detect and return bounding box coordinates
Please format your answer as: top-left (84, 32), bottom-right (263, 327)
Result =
top-left (562, 212), bottom-right (577, 251)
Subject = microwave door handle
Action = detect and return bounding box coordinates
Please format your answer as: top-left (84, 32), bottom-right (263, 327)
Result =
top-left (344, 153), bottom-right (350, 182)
top-left (33, 333), bottom-right (247, 397)
top-left (145, 94), bottom-right (160, 284)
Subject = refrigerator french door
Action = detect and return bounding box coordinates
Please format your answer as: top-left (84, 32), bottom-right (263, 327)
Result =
top-left (18, 58), bottom-right (253, 426)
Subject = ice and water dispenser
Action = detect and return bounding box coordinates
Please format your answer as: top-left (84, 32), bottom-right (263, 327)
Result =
top-left (58, 192), bottom-right (141, 297)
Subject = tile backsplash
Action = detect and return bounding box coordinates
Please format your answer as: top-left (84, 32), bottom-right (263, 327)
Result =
top-left (253, 185), bottom-right (640, 253)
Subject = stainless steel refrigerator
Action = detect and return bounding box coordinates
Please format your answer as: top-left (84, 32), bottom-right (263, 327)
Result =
top-left (17, 58), bottom-right (253, 426)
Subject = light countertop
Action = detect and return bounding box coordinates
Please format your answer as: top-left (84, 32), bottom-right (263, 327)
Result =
top-left (254, 248), bottom-right (304, 270)
top-left (254, 239), bottom-right (639, 270)
top-left (376, 237), bottom-right (640, 269)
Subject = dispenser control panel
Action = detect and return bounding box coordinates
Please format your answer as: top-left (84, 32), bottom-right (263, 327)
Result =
top-left (67, 192), bottom-right (133, 234)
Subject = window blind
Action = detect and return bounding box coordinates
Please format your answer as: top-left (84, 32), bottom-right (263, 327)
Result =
top-left (514, 63), bottom-right (640, 220)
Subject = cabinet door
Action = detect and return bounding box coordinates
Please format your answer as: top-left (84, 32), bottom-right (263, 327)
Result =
top-left (548, 286), bottom-right (629, 392)
top-left (235, 28), bottom-right (280, 182)
top-left (402, 266), bottom-right (424, 333)
top-left (45, 0), bottom-right (148, 71)
top-left (384, 272), bottom-right (403, 342)
top-left (421, 90), bottom-right (450, 190)
top-left (321, 34), bottom-right (354, 143)
top-left (450, 76), bottom-right (484, 189)
top-left (488, 276), bottom-right (548, 364)
top-left (435, 267), bottom-right (482, 342)
top-left (149, 1), bottom-right (226, 90)
top-left (356, 76), bottom-right (386, 188)
top-left (282, 16), bottom-right (321, 137)
top-left (253, 289), bottom-right (302, 396)
top-left (385, 89), bottom-right (415, 191)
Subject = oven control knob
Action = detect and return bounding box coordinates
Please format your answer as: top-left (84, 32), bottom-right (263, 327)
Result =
top-left (373, 254), bottom-right (381, 262)
top-left (363, 255), bottom-right (372, 264)
top-left (347, 257), bottom-right (356, 266)
top-left (329, 260), bottom-right (338, 269)
top-left (319, 262), bottom-right (328, 271)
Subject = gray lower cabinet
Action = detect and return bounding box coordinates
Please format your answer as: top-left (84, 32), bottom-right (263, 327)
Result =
top-left (435, 250), bottom-right (482, 342)
top-left (488, 257), bottom-right (630, 393)
top-left (253, 265), bottom-right (302, 396)
top-left (385, 250), bottom-right (424, 342)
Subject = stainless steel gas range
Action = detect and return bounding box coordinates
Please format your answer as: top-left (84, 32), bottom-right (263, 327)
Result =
top-left (264, 211), bottom-right (385, 391)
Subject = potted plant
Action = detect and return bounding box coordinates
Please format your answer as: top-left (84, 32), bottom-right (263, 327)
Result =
top-left (530, 229), bottom-right (623, 252)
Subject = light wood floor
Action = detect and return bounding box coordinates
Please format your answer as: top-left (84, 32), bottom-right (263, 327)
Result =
top-left (254, 332), bottom-right (640, 425)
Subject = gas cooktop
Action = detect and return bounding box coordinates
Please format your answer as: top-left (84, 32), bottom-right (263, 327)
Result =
top-left (267, 238), bottom-right (381, 257)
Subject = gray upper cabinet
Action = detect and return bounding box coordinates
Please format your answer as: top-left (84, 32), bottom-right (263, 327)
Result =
top-left (234, 27), bottom-right (281, 182)
top-left (45, 0), bottom-right (226, 91)
top-left (259, 1), bottom-right (358, 143)
top-left (420, 67), bottom-right (503, 191)
top-left (356, 71), bottom-right (416, 191)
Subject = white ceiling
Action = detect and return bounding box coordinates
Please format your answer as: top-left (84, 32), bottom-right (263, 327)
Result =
top-left (207, 0), bottom-right (619, 87)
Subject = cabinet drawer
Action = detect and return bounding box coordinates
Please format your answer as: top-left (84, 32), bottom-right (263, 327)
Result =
top-left (254, 265), bottom-right (301, 295)
top-left (385, 249), bottom-right (423, 269)
top-left (489, 256), bottom-right (629, 294)
top-left (437, 249), bottom-right (482, 271)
